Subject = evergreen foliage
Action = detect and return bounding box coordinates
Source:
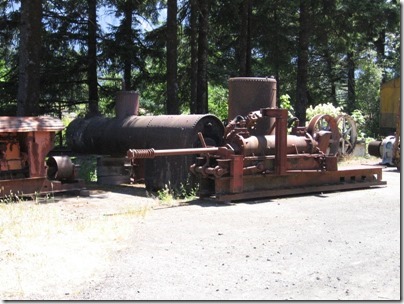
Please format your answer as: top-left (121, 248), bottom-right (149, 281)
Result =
top-left (0, 0), bottom-right (400, 139)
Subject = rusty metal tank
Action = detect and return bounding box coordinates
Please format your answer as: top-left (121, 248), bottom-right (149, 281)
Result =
top-left (66, 114), bottom-right (224, 191)
top-left (228, 77), bottom-right (277, 135)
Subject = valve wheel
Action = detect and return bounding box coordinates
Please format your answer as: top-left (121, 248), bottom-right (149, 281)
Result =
top-left (336, 114), bottom-right (357, 156)
top-left (307, 114), bottom-right (340, 156)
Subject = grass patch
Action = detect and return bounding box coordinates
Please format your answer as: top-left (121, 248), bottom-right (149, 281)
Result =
top-left (0, 199), bottom-right (150, 299)
top-left (338, 154), bottom-right (380, 167)
top-left (156, 179), bottom-right (199, 206)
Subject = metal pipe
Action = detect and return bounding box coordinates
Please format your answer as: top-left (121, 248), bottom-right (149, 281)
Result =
top-left (368, 140), bottom-right (382, 157)
top-left (46, 156), bottom-right (76, 181)
top-left (229, 134), bottom-right (317, 156)
top-left (127, 147), bottom-right (219, 159)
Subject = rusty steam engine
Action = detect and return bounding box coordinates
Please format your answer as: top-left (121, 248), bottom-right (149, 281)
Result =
top-left (0, 116), bottom-right (83, 198)
top-left (67, 77), bottom-right (386, 202)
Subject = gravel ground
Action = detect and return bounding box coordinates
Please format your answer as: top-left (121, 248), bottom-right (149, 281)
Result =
top-left (2, 164), bottom-right (400, 301)
top-left (78, 166), bottom-right (399, 300)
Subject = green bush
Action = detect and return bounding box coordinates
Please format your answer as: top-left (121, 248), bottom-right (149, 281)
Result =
top-left (306, 102), bottom-right (344, 122)
top-left (208, 84), bottom-right (228, 121)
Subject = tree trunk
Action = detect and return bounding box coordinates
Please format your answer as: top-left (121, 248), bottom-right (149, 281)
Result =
top-left (17, 0), bottom-right (42, 116)
top-left (246, 0), bottom-right (252, 76)
top-left (273, 6), bottom-right (280, 102)
top-left (323, 48), bottom-right (337, 106)
top-left (87, 0), bottom-right (99, 116)
top-left (326, 51), bottom-right (337, 106)
top-left (374, 29), bottom-right (386, 83)
top-left (322, 0), bottom-right (337, 106)
top-left (239, 0), bottom-right (252, 76)
top-left (196, 0), bottom-right (209, 114)
top-left (123, 0), bottom-right (134, 91)
top-left (189, 0), bottom-right (198, 114)
top-left (295, 0), bottom-right (310, 125)
top-left (166, 0), bottom-right (179, 114)
top-left (347, 51), bottom-right (355, 114)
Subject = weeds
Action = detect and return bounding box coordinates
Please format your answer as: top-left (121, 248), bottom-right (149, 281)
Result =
top-left (71, 156), bottom-right (97, 182)
top-left (157, 183), bottom-right (175, 203)
top-left (156, 177), bottom-right (199, 204)
top-left (0, 188), bottom-right (25, 204)
top-left (178, 182), bottom-right (199, 200)
top-left (0, 198), bottom-right (149, 299)
top-left (0, 185), bottom-right (56, 205)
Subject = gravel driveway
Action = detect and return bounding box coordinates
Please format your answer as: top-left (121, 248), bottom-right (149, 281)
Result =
top-left (69, 166), bottom-right (400, 301)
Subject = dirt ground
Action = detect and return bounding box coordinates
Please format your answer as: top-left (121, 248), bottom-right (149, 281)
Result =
top-left (0, 157), bottom-right (400, 300)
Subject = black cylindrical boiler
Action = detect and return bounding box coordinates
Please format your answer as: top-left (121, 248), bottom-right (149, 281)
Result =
top-left (66, 114), bottom-right (224, 191)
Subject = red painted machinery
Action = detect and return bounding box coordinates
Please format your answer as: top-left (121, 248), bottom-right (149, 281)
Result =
top-left (127, 108), bottom-right (386, 202)
top-left (0, 116), bottom-right (83, 198)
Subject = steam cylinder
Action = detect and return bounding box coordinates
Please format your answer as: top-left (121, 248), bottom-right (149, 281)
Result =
top-left (229, 135), bottom-right (317, 156)
top-left (66, 114), bottom-right (224, 190)
top-left (228, 77), bottom-right (277, 135)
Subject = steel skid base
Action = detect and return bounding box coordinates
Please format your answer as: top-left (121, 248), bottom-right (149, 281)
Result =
top-left (0, 177), bottom-right (85, 199)
top-left (198, 166), bottom-right (386, 202)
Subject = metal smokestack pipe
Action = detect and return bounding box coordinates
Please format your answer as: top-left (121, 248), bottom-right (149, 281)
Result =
top-left (115, 91), bottom-right (140, 118)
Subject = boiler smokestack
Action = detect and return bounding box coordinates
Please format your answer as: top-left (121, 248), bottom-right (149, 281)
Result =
top-left (115, 91), bottom-right (140, 118)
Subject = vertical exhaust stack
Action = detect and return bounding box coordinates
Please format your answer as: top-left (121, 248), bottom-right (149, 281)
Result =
top-left (228, 77), bottom-right (277, 135)
top-left (115, 91), bottom-right (140, 119)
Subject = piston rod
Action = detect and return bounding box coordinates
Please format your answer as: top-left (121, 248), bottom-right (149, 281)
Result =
top-left (127, 147), bottom-right (219, 159)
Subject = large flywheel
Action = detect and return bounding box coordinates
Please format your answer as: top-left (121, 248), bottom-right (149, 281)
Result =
top-left (307, 114), bottom-right (340, 156)
top-left (336, 114), bottom-right (357, 156)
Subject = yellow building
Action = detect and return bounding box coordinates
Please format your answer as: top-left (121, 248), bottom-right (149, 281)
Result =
top-left (380, 77), bottom-right (400, 135)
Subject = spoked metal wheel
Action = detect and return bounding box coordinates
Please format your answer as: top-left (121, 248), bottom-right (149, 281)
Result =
top-left (336, 114), bottom-right (357, 156)
top-left (307, 114), bottom-right (340, 156)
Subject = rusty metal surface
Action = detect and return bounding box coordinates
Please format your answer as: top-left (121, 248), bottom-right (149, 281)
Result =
top-left (228, 77), bottom-right (277, 135)
top-left (0, 116), bottom-right (64, 132)
top-left (0, 116), bottom-right (83, 197)
top-left (115, 91), bottom-right (139, 118)
top-left (0, 116), bottom-right (64, 178)
top-left (229, 155), bottom-right (244, 193)
top-left (0, 130), bottom-right (57, 178)
top-left (111, 77), bottom-right (385, 202)
top-left (67, 114), bottom-right (224, 155)
top-left (228, 134), bottom-right (317, 156)
top-left (127, 147), bottom-right (219, 159)
top-left (28, 131), bottom-right (57, 177)
top-left (0, 177), bottom-right (84, 198)
top-left (46, 156), bottom-right (76, 181)
top-left (306, 114), bottom-right (340, 155)
top-left (126, 106), bottom-right (386, 202)
top-left (368, 140), bottom-right (382, 157)
top-left (261, 108), bottom-right (288, 174)
top-left (67, 114), bottom-right (224, 191)
top-left (212, 166), bottom-right (386, 202)
top-left (0, 177), bottom-right (47, 197)
top-left (0, 134), bottom-right (25, 174)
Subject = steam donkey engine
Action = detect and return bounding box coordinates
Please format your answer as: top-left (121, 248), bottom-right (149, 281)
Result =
top-left (67, 77), bottom-right (385, 202)
top-left (127, 107), bottom-right (385, 201)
